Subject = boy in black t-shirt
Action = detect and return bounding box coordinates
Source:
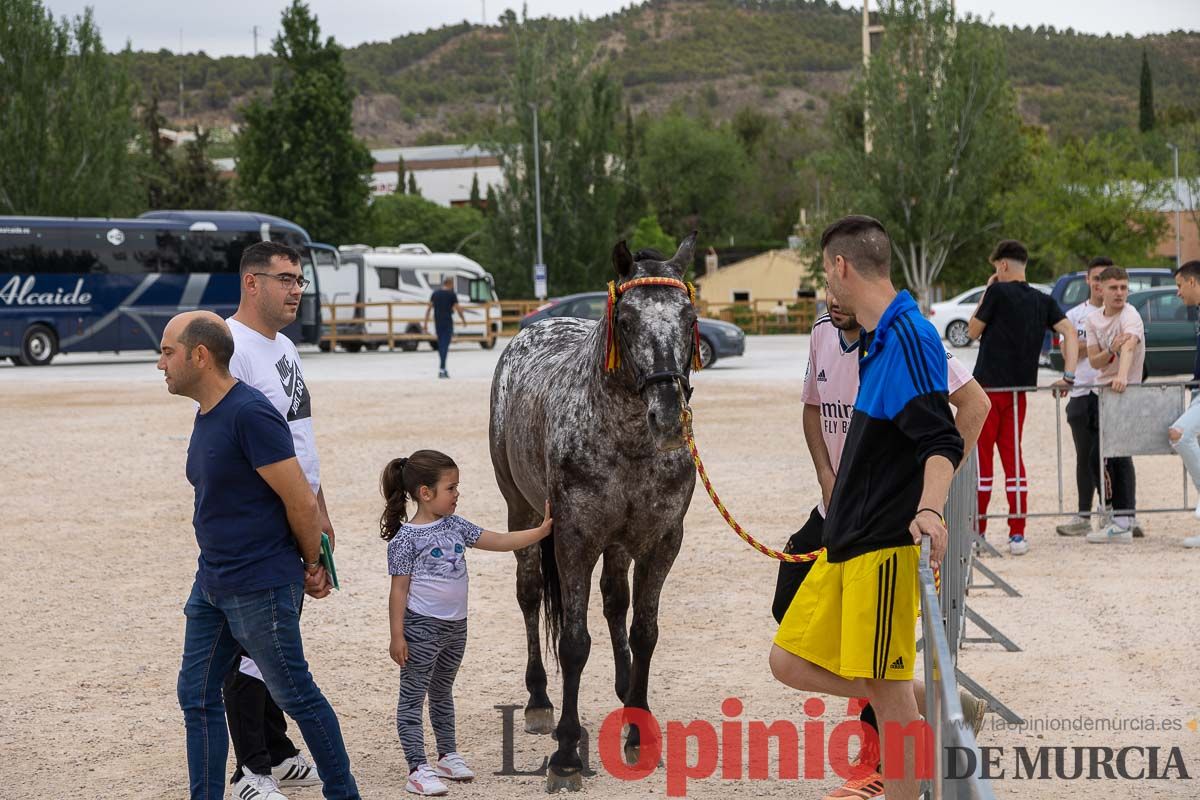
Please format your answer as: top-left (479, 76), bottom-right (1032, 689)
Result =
top-left (968, 240), bottom-right (1078, 555)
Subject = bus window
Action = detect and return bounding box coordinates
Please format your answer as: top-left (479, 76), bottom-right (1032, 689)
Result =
top-left (1, 227), bottom-right (88, 273)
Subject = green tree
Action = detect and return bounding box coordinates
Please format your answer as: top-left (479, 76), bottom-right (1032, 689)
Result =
top-left (174, 128), bottom-right (230, 209)
top-left (824, 2), bottom-right (1021, 305)
top-left (358, 193), bottom-right (485, 259)
top-left (407, 172), bottom-right (420, 196)
top-left (998, 132), bottom-right (1170, 275)
top-left (629, 215), bottom-right (677, 256)
top-left (0, 0), bottom-right (138, 215)
top-left (469, 172), bottom-right (482, 210)
top-left (137, 90), bottom-right (176, 209)
top-left (483, 12), bottom-right (626, 297)
top-left (394, 154), bottom-right (406, 194)
top-left (1139, 48), bottom-right (1155, 134)
top-left (640, 112), bottom-right (748, 242)
top-left (236, 0), bottom-right (373, 242)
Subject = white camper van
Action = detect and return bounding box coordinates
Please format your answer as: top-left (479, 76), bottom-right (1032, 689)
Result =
top-left (317, 244), bottom-right (500, 352)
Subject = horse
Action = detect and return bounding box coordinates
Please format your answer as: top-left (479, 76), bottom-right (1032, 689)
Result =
top-left (488, 233), bottom-right (701, 791)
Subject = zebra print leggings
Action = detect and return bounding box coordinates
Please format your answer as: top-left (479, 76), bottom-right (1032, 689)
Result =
top-left (396, 610), bottom-right (467, 770)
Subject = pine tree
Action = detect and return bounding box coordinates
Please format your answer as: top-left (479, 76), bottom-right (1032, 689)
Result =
top-left (236, 0), bottom-right (373, 242)
top-left (407, 172), bottom-right (420, 196)
top-left (174, 127), bottom-right (229, 209)
top-left (138, 90), bottom-right (175, 209)
top-left (484, 184), bottom-right (498, 216)
top-left (1138, 48), bottom-right (1155, 133)
top-left (394, 155), bottom-right (406, 194)
top-left (469, 172), bottom-right (482, 210)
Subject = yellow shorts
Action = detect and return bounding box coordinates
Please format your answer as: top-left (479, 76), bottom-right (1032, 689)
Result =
top-left (773, 545), bottom-right (919, 681)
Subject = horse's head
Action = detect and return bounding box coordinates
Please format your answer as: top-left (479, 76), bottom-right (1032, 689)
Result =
top-left (608, 231), bottom-right (700, 450)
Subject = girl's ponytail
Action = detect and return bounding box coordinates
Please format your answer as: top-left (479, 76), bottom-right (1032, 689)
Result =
top-left (379, 458), bottom-right (411, 540)
top-left (379, 450), bottom-right (458, 541)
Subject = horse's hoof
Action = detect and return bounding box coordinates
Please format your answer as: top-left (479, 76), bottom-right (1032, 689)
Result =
top-left (545, 767), bottom-right (583, 793)
top-left (624, 744), bottom-right (640, 765)
top-left (525, 707), bottom-right (556, 735)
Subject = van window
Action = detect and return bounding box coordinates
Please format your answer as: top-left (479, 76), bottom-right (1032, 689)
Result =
top-left (400, 269), bottom-right (420, 287)
top-left (468, 278), bottom-right (491, 303)
top-left (376, 267), bottom-right (399, 291)
top-left (1061, 277), bottom-right (1089, 307)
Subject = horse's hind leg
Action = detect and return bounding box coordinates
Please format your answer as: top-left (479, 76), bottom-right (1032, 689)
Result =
top-left (514, 528), bottom-right (555, 735)
top-left (600, 546), bottom-right (632, 705)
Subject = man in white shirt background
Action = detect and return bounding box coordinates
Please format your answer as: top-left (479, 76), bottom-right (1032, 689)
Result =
top-left (223, 241), bottom-right (334, 800)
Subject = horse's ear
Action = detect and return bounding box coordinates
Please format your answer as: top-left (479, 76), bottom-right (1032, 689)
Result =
top-left (612, 240), bottom-right (634, 278)
top-left (667, 230), bottom-right (699, 273)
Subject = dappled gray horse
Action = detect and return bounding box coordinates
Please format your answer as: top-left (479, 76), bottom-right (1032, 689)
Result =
top-left (489, 234), bottom-right (700, 791)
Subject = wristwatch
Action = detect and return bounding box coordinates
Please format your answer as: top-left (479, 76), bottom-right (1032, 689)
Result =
top-left (1063, 370), bottom-right (1075, 384)
top-left (303, 559), bottom-right (321, 574)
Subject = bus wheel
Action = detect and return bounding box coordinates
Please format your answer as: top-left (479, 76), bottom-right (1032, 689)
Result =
top-left (18, 324), bottom-right (57, 366)
top-left (342, 342), bottom-right (364, 353)
top-left (479, 339), bottom-right (496, 350)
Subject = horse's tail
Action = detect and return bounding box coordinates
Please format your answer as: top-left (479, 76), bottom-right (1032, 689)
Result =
top-left (540, 532), bottom-right (563, 663)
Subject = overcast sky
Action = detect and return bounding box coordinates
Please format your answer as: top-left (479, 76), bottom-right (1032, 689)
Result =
top-left (46, 0), bottom-right (1200, 57)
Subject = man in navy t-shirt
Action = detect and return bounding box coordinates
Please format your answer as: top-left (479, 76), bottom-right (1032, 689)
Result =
top-left (158, 310), bottom-right (361, 800)
top-left (424, 277), bottom-right (465, 378)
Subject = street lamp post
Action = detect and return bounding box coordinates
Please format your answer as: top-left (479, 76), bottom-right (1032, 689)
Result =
top-left (529, 103), bottom-right (546, 298)
top-left (1168, 142), bottom-right (1181, 267)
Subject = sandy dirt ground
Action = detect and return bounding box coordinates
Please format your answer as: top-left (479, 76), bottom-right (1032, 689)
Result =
top-left (2, 337), bottom-right (1198, 799)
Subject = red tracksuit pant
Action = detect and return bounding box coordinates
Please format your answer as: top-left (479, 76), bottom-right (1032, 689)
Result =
top-left (977, 390), bottom-right (1028, 537)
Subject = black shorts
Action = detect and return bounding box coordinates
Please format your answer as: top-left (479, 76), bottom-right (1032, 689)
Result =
top-left (771, 506), bottom-right (825, 624)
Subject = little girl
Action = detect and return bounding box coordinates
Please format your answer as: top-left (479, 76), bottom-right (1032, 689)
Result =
top-left (380, 449), bottom-right (553, 797)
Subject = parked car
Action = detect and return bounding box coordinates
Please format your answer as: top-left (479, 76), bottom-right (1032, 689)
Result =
top-left (928, 283), bottom-right (1052, 348)
top-left (519, 291), bottom-right (746, 368)
top-left (1048, 287), bottom-right (1197, 378)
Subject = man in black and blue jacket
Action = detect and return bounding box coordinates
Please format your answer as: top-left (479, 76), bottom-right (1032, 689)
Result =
top-left (771, 215), bottom-right (964, 800)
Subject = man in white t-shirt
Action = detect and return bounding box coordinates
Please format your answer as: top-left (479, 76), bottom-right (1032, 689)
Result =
top-left (1057, 258), bottom-right (1108, 537)
top-left (772, 285), bottom-right (990, 800)
top-left (223, 241), bottom-right (331, 800)
top-left (1083, 266), bottom-right (1145, 545)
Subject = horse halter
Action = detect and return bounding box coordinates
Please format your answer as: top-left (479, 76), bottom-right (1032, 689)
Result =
top-left (603, 277), bottom-right (703, 400)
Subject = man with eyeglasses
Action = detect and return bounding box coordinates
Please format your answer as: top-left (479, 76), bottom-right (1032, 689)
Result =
top-left (222, 241), bottom-right (334, 800)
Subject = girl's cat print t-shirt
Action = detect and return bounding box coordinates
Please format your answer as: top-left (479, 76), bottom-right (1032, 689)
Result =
top-left (387, 515), bottom-right (483, 620)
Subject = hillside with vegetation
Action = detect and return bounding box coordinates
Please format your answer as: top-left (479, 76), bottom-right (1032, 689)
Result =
top-left (127, 0), bottom-right (1200, 147)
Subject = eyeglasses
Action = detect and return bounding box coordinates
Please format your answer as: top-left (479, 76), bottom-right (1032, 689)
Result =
top-left (252, 272), bottom-right (309, 290)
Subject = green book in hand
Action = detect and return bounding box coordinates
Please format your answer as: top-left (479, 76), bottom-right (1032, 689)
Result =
top-left (320, 532), bottom-right (339, 591)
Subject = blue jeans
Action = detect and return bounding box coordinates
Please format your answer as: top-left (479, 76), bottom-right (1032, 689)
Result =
top-left (178, 580), bottom-right (360, 800)
top-left (1171, 393), bottom-right (1200, 491)
top-left (436, 324), bottom-right (452, 370)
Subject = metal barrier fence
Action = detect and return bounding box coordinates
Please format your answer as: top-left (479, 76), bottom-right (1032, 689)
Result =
top-left (920, 536), bottom-right (996, 800)
top-left (978, 380), bottom-right (1196, 525)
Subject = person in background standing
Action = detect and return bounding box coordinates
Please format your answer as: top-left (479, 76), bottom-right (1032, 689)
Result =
top-left (968, 240), bottom-right (1078, 555)
top-left (1168, 260), bottom-right (1200, 549)
top-left (425, 278), bottom-right (466, 379)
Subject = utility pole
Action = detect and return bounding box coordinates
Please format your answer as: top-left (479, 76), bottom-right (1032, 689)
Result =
top-left (252, 25), bottom-right (259, 57)
top-left (178, 29), bottom-right (185, 118)
top-left (529, 103), bottom-right (546, 298)
top-left (1169, 142), bottom-right (1182, 266)
top-left (861, 2), bottom-right (883, 153)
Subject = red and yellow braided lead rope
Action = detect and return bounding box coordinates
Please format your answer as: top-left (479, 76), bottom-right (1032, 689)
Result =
top-left (682, 407), bottom-right (941, 592)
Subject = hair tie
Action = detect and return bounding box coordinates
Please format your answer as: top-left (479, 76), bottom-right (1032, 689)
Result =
top-left (398, 457), bottom-right (409, 470)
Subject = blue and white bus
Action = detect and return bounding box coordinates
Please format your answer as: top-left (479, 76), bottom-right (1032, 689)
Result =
top-left (0, 210), bottom-right (328, 366)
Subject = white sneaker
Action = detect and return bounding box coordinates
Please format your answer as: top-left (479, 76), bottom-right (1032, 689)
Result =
top-left (434, 752), bottom-right (476, 781)
top-left (233, 773), bottom-right (288, 800)
top-left (272, 753), bottom-right (321, 788)
top-left (1008, 535), bottom-right (1029, 555)
top-left (1086, 524), bottom-right (1133, 544)
top-left (405, 764), bottom-right (449, 796)
top-left (1183, 535), bottom-right (1200, 548)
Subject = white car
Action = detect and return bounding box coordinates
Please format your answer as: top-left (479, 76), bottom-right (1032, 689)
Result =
top-left (928, 283), bottom-right (1051, 348)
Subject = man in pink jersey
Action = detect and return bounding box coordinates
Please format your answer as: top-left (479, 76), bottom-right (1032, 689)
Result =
top-left (772, 286), bottom-right (990, 800)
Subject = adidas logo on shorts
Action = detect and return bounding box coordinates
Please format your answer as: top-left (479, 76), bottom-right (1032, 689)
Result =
top-left (817, 369), bottom-right (827, 382)
top-left (889, 655), bottom-right (904, 670)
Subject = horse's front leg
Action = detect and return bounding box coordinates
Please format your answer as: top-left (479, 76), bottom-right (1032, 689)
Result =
top-left (546, 537), bottom-right (598, 793)
top-left (600, 545), bottom-right (633, 705)
top-left (622, 526), bottom-right (683, 763)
